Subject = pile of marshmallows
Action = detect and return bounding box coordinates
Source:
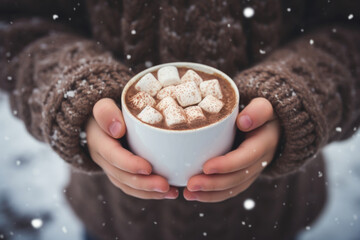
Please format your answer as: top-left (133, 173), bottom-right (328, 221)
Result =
top-left (129, 66), bottom-right (224, 127)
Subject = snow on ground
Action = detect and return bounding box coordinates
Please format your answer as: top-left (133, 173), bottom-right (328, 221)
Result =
top-left (0, 91), bottom-right (359, 240)
top-left (0, 93), bottom-right (83, 240)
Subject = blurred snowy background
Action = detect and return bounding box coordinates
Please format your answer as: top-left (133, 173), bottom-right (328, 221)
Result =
top-left (0, 91), bottom-right (359, 240)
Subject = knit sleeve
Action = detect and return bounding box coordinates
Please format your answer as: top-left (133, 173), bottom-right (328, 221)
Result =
top-left (234, 26), bottom-right (360, 178)
top-left (4, 32), bottom-right (132, 173)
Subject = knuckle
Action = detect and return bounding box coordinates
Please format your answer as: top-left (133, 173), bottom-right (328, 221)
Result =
top-left (253, 98), bottom-right (273, 117)
top-left (93, 98), bottom-right (116, 118)
top-left (128, 175), bottom-right (146, 190)
top-left (206, 181), bottom-right (219, 191)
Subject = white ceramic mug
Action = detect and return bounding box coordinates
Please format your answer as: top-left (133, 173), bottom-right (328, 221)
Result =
top-left (121, 62), bottom-right (239, 186)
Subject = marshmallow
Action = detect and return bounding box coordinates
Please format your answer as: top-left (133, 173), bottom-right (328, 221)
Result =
top-left (163, 105), bottom-right (187, 127)
top-left (137, 106), bottom-right (163, 124)
top-left (180, 69), bottom-right (203, 86)
top-left (129, 91), bottom-right (156, 110)
top-left (156, 96), bottom-right (178, 112)
top-left (198, 95), bottom-right (224, 114)
top-left (176, 81), bottom-right (202, 107)
top-left (199, 79), bottom-right (223, 99)
top-left (135, 73), bottom-right (162, 96)
top-left (157, 66), bottom-right (181, 87)
top-left (185, 106), bottom-right (206, 124)
top-left (156, 85), bottom-right (177, 100)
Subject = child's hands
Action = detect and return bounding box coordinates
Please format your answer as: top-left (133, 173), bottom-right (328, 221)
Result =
top-left (86, 98), bottom-right (179, 200)
top-left (184, 98), bottom-right (280, 202)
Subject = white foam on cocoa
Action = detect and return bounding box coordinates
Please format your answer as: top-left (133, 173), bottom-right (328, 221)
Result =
top-left (198, 95), bottom-right (224, 114)
top-left (185, 106), bottom-right (206, 124)
top-left (137, 106), bottom-right (163, 124)
top-left (156, 85), bottom-right (177, 100)
top-left (135, 73), bottom-right (162, 97)
top-left (163, 105), bottom-right (187, 127)
top-left (156, 96), bottom-right (178, 112)
top-left (199, 79), bottom-right (223, 99)
top-left (129, 91), bottom-right (156, 110)
top-left (180, 69), bottom-right (203, 86)
top-left (157, 66), bottom-right (181, 87)
top-left (176, 81), bottom-right (202, 107)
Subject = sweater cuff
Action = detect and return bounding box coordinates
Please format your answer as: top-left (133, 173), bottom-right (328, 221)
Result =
top-left (234, 64), bottom-right (327, 178)
top-left (42, 57), bottom-right (133, 173)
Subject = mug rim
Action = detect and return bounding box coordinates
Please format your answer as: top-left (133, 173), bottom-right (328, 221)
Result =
top-left (121, 62), bottom-right (240, 133)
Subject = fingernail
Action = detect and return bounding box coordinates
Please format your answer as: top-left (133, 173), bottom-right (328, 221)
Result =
top-left (109, 121), bottom-right (121, 137)
top-left (137, 169), bottom-right (150, 175)
top-left (239, 115), bottom-right (252, 130)
top-left (186, 192), bottom-right (198, 201)
top-left (164, 191), bottom-right (178, 199)
top-left (153, 187), bottom-right (166, 193)
top-left (190, 185), bottom-right (202, 191)
top-left (206, 168), bottom-right (218, 174)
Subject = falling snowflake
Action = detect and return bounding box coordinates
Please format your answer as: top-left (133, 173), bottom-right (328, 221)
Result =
top-left (203, 232), bottom-right (207, 236)
top-left (145, 61), bottom-right (153, 68)
top-left (53, 14), bottom-right (59, 20)
top-left (31, 218), bottom-right (43, 229)
top-left (261, 161), bottom-right (268, 167)
top-left (126, 54), bottom-right (132, 60)
top-left (287, 8), bottom-right (291, 12)
top-left (336, 127), bottom-right (342, 132)
top-left (348, 14), bottom-right (354, 20)
top-left (7, 76), bottom-right (12, 81)
top-left (243, 198), bottom-right (255, 210)
top-left (309, 39), bottom-right (314, 45)
top-left (318, 171), bottom-right (323, 178)
top-left (62, 226), bottom-right (68, 233)
top-left (259, 49), bottom-right (266, 54)
top-left (131, 29), bottom-right (137, 35)
top-left (79, 131), bottom-right (87, 139)
top-left (243, 7), bottom-right (255, 18)
top-left (199, 213), bottom-right (205, 217)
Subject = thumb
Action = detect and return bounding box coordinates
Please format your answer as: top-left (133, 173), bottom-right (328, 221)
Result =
top-left (93, 98), bottom-right (126, 138)
top-left (237, 97), bottom-right (276, 132)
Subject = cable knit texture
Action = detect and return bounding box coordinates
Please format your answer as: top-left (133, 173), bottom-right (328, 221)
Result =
top-left (1, 0), bottom-right (359, 239)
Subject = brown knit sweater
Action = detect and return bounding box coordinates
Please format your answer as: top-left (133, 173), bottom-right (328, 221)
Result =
top-left (1, 0), bottom-right (359, 239)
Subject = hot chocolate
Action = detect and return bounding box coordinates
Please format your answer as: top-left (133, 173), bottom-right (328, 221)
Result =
top-left (124, 66), bottom-right (236, 130)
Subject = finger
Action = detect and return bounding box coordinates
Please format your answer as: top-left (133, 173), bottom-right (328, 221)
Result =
top-left (187, 161), bottom-right (262, 192)
top-left (237, 97), bottom-right (275, 132)
top-left (188, 150), bottom-right (276, 192)
top-left (108, 175), bottom-right (179, 200)
top-left (184, 174), bottom-right (259, 203)
top-left (203, 120), bottom-right (279, 174)
top-left (87, 117), bottom-right (152, 175)
top-left (93, 98), bottom-right (126, 138)
top-left (101, 157), bottom-right (170, 193)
